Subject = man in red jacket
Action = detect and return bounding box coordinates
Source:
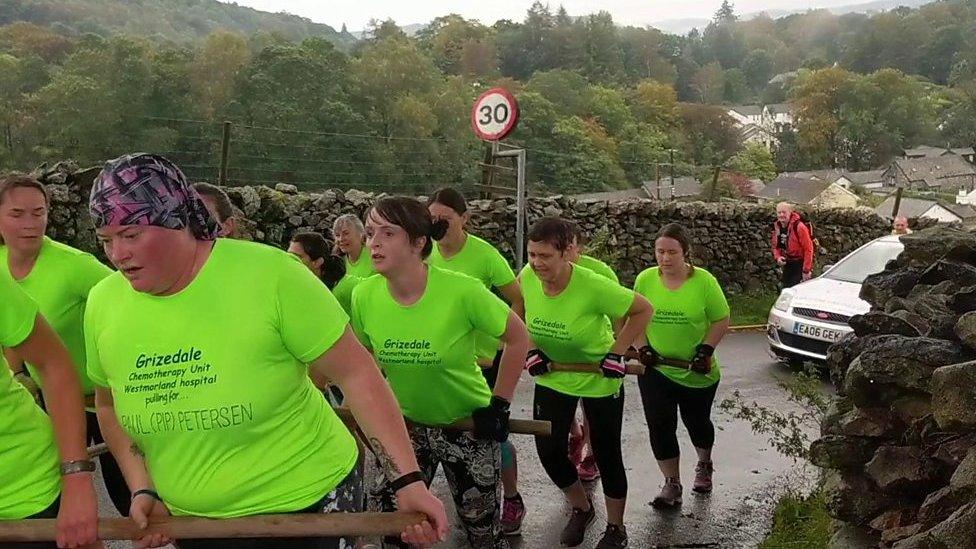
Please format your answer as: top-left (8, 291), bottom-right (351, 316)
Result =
top-left (771, 202), bottom-right (814, 288)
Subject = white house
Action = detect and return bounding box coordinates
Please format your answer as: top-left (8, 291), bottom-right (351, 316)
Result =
top-left (728, 105), bottom-right (763, 127)
top-left (763, 103), bottom-right (793, 133)
top-left (874, 196), bottom-right (966, 223)
top-left (958, 188), bottom-right (976, 206)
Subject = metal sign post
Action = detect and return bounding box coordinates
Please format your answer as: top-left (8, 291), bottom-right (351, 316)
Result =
top-left (471, 87), bottom-right (523, 269)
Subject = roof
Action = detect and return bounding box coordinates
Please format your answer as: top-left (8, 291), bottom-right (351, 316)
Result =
top-left (946, 203), bottom-right (976, 219)
top-left (846, 169), bottom-right (885, 185)
top-left (729, 105), bottom-right (762, 117)
top-left (951, 147), bottom-right (975, 156)
top-left (890, 156), bottom-right (976, 187)
top-left (642, 176), bottom-right (702, 199)
top-left (765, 103), bottom-right (792, 115)
top-left (757, 176), bottom-right (832, 204)
top-left (903, 145), bottom-right (946, 158)
top-left (780, 169), bottom-right (849, 185)
top-left (570, 188), bottom-right (648, 202)
top-left (873, 196), bottom-right (960, 220)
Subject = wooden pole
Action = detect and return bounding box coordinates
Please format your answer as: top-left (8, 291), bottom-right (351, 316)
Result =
top-left (331, 407), bottom-right (550, 437)
top-left (0, 512), bottom-right (427, 542)
top-left (551, 362), bottom-right (646, 376)
top-left (891, 186), bottom-right (903, 218)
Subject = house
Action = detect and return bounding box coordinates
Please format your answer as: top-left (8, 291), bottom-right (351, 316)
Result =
top-left (780, 169), bottom-right (854, 189)
top-left (903, 146), bottom-right (975, 164)
top-left (874, 196), bottom-right (970, 223)
top-left (727, 105), bottom-right (763, 127)
top-left (570, 177), bottom-right (704, 203)
top-left (957, 188), bottom-right (976, 206)
top-left (846, 169), bottom-right (886, 190)
top-left (882, 156), bottom-right (976, 193)
top-left (757, 176), bottom-right (860, 209)
top-left (763, 103), bottom-right (793, 133)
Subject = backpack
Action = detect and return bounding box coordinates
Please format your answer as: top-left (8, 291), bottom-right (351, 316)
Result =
top-left (775, 214), bottom-right (824, 255)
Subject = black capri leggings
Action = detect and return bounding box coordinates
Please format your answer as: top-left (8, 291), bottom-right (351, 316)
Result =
top-left (638, 367), bottom-right (719, 461)
top-left (533, 384), bottom-right (627, 499)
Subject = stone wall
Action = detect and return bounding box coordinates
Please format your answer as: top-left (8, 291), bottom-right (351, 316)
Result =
top-left (814, 227), bottom-right (976, 548)
top-left (39, 162), bottom-right (893, 292)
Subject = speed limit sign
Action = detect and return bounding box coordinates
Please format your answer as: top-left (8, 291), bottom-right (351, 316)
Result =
top-left (471, 88), bottom-right (519, 141)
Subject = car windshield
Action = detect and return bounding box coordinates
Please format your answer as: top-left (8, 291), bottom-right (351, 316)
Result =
top-left (822, 240), bottom-right (904, 284)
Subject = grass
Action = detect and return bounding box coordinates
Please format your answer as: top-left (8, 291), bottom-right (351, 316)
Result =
top-left (759, 489), bottom-right (831, 549)
top-left (728, 291), bottom-right (777, 327)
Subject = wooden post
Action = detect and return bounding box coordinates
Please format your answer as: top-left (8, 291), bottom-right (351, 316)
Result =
top-left (218, 121), bottom-right (231, 186)
top-left (0, 512), bottom-right (427, 542)
top-left (551, 362), bottom-right (646, 376)
top-left (891, 186), bottom-right (904, 218)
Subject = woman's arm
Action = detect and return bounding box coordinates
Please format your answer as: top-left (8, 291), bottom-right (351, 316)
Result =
top-left (497, 280), bottom-right (525, 320)
top-left (610, 294), bottom-right (653, 355)
top-left (490, 312), bottom-right (530, 402)
top-left (310, 327), bottom-right (447, 547)
top-left (703, 316), bottom-right (731, 348)
top-left (14, 315), bottom-right (97, 548)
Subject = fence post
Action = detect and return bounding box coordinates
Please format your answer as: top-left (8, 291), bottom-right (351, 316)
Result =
top-left (218, 121), bottom-right (231, 186)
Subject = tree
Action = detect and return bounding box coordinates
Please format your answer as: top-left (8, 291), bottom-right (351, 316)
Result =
top-left (729, 142), bottom-right (778, 181)
top-left (715, 1), bottom-right (737, 24)
top-left (743, 49), bottom-right (774, 91)
top-left (677, 103), bottom-right (742, 166)
top-left (630, 79), bottom-right (678, 129)
top-left (691, 62), bottom-right (725, 103)
top-left (191, 31), bottom-right (250, 118)
top-left (723, 68), bottom-right (750, 103)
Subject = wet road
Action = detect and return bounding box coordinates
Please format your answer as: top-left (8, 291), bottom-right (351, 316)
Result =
top-left (96, 331), bottom-right (820, 549)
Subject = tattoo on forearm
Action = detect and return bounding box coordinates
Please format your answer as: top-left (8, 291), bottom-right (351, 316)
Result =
top-left (130, 443), bottom-right (144, 458)
top-left (369, 437), bottom-right (402, 480)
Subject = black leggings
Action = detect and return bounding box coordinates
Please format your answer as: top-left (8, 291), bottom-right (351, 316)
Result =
top-left (638, 368), bottom-right (719, 461)
top-left (86, 411), bottom-right (130, 515)
top-left (533, 384), bottom-right (627, 499)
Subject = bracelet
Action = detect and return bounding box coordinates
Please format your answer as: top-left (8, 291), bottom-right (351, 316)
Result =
top-left (389, 471), bottom-right (425, 493)
top-left (60, 460), bottom-right (95, 476)
top-left (132, 489), bottom-right (162, 502)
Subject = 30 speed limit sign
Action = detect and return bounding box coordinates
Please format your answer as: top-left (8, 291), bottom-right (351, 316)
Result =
top-left (471, 88), bottom-right (519, 141)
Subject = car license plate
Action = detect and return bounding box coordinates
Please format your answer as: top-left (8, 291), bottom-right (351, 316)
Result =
top-left (792, 322), bottom-right (843, 342)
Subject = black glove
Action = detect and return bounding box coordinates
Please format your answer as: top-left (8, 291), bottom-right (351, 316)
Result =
top-left (525, 349), bottom-right (551, 377)
top-left (600, 352), bottom-right (626, 379)
top-left (472, 396), bottom-right (511, 442)
top-left (637, 345), bottom-right (660, 368)
top-left (690, 344), bottom-right (715, 374)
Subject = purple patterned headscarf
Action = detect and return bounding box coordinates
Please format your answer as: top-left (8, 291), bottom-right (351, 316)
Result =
top-left (89, 153), bottom-right (220, 240)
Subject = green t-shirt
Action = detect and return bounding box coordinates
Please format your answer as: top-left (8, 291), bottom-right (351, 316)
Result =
top-left (428, 233), bottom-right (517, 361)
top-left (0, 271), bottom-right (60, 519)
top-left (1, 237), bottom-right (112, 396)
top-left (633, 267), bottom-right (730, 388)
top-left (576, 255), bottom-right (619, 283)
top-left (351, 265), bottom-right (509, 425)
top-left (345, 250), bottom-right (376, 280)
top-left (85, 239), bottom-right (358, 518)
top-left (521, 264), bottom-right (635, 398)
top-left (331, 274), bottom-right (363, 314)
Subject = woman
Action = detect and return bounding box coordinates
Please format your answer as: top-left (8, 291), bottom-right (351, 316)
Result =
top-left (85, 153), bottom-right (447, 549)
top-left (333, 213), bottom-right (376, 279)
top-left (288, 231), bottom-right (358, 314)
top-left (425, 187), bottom-right (526, 535)
top-left (633, 223), bottom-right (730, 509)
top-left (2, 268), bottom-right (98, 549)
top-left (352, 196), bottom-right (530, 549)
top-left (565, 228), bottom-right (620, 483)
top-left (0, 173), bottom-right (128, 516)
top-left (520, 217), bottom-right (652, 549)
top-left (191, 182), bottom-right (241, 239)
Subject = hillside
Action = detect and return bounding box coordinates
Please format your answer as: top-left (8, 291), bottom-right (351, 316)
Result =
top-left (0, 0), bottom-right (357, 47)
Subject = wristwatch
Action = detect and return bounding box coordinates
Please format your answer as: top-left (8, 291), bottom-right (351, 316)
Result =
top-left (60, 459), bottom-right (96, 476)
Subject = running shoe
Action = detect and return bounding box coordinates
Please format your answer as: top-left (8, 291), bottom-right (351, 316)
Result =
top-left (651, 479), bottom-right (683, 509)
top-left (596, 524), bottom-right (628, 549)
top-left (693, 461), bottom-right (714, 494)
top-left (501, 493), bottom-right (526, 536)
top-left (560, 499), bottom-right (595, 546)
top-left (577, 454), bottom-right (601, 482)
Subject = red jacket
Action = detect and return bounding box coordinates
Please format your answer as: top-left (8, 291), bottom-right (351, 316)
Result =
top-left (771, 212), bottom-right (814, 273)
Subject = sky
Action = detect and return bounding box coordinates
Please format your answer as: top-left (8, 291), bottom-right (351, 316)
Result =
top-left (222, 0), bottom-right (875, 32)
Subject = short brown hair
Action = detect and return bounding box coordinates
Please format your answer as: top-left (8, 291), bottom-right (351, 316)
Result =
top-left (369, 196), bottom-right (448, 259)
top-left (528, 217), bottom-right (575, 252)
top-left (0, 173), bottom-right (49, 205)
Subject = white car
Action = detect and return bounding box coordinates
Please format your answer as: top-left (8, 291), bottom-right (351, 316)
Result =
top-left (766, 234), bottom-right (905, 364)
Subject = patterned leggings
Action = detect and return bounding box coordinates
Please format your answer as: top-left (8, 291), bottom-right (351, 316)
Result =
top-left (369, 424), bottom-right (506, 549)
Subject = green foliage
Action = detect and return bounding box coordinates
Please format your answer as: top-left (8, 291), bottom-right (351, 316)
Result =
top-left (581, 225), bottom-right (620, 267)
top-left (730, 142), bottom-right (778, 182)
top-left (759, 490), bottom-right (830, 549)
top-left (727, 291), bottom-right (777, 326)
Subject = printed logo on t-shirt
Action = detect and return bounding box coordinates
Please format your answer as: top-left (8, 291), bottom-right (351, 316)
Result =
top-left (528, 318), bottom-right (571, 341)
top-left (378, 338), bottom-right (441, 367)
top-left (654, 310), bottom-right (690, 326)
top-left (119, 346), bottom-right (255, 435)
